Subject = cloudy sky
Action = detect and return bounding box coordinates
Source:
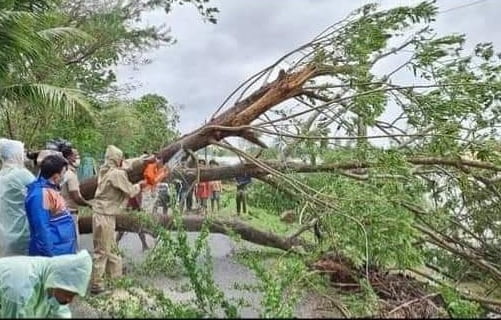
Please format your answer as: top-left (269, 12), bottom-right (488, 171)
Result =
top-left (116, 0), bottom-right (500, 134)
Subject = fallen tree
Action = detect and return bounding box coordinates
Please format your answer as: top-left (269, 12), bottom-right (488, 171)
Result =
top-left (77, 2), bottom-right (501, 315)
top-left (78, 63), bottom-right (333, 199)
top-left (78, 214), bottom-right (308, 252)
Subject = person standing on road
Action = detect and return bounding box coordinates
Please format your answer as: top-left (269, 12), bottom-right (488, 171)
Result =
top-left (60, 146), bottom-right (91, 250)
top-left (153, 181), bottom-right (170, 216)
top-left (195, 159), bottom-right (211, 215)
top-left (179, 159), bottom-right (194, 212)
top-left (0, 139), bottom-right (36, 257)
top-left (90, 145), bottom-right (151, 294)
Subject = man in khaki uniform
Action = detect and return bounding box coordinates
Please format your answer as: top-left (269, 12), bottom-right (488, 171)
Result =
top-left (90, 145), bottom-right (149, 294)
top-left (60, 147), bottom-right (91, 249)
top-left (115, 156), bottom-right (149, 251)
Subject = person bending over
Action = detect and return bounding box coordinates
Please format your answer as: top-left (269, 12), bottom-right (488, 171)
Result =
top-left (0, 250), bottom-right (92, 318)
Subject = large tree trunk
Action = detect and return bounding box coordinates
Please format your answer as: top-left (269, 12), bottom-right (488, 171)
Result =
top-left (78, 214), bottom-right (308, 252)
top-left (78, 65), bottom-right (344, 200)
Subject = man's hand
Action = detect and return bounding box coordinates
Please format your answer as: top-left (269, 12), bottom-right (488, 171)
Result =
top-left (70, 190), bottom-right (91, 208)
top-left (139, 180), bottom-right (149, 190)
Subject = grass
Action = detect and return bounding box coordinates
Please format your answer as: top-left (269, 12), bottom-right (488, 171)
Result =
top-left (80, 206), bottom-right (93, 217)
top-left (210, 186), bottom-right (302, 237)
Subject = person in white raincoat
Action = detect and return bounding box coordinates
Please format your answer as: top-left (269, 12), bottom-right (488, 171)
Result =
top-left (0, 250), bottom-right (92, 318)
top-left (0, 138), bottom-right (36, 256)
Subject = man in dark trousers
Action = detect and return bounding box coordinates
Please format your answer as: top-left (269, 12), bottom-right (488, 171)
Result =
top-left (235, 174), bottom-right (251, 215)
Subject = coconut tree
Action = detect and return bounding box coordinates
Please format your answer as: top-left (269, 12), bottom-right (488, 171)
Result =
top-left (0, 0), bottom-right (92, 140)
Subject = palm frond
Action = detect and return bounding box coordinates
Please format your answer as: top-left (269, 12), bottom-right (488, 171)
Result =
top-left (37, 26), bottom-right (93, 42)
top-left (1, 0), bottom-right (55, 12)
top-left (0, 4), bottom-right (96, 125)
top-left (0, 10), bottom-right (40, 59)
top-left (0, 9), bottom-right (37, 21)
top-left (1, 83), bottom-right (95, 119)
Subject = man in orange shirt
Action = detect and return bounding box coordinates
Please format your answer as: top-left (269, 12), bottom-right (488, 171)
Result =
top-left (143, 155), bottom-right (168, 189)
top-left (140, 154), bottom-right (165, 212)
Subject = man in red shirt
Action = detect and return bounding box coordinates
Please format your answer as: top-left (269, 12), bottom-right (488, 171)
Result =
top-left (195, 159), bottom-right (211, 215)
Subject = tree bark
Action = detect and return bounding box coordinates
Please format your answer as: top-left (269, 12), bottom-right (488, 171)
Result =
top-left (78, 214), bottom-right (308, 252)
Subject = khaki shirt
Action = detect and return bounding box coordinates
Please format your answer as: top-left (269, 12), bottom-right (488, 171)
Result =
top-left (61, 166), bottom-right (81, 211)
top-left (122, 157), bottom-right (144, 171)
top-left (92, 167), bottom-right (141, 216)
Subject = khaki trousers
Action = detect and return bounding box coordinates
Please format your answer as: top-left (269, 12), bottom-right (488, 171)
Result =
top-left (91, 213), bottom-right (122, 289)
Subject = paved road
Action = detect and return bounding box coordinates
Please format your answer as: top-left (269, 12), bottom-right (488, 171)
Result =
top-left (71, 230), bottom-right (324, 318)
top-left (72, 232), bottom-right (265, 317)
top-left (71, 192), bottom-right (318, 318)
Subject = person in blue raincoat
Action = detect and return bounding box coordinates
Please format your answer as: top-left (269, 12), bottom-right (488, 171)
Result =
top-left (0, 250), bottom-right (92, 318)
top-left (25, 155), bottom-right (77, 257)
top-left (0, 138), bottom-right (36, 257)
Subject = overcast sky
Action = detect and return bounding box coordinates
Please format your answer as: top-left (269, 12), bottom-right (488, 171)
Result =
top-left (115, 0), bottom-right (501, 134)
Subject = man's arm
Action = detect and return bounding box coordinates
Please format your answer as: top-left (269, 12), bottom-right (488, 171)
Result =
top-left (110, 170), bottom-right (147, 198)
top-left (124, 155), bottom-right (156, 171)
top-left (69, 191), bottom-right (90, 207)
top-left (25, 190), bottom-right (54, 256)
top-left (66, 171), bottom-right (90, 207)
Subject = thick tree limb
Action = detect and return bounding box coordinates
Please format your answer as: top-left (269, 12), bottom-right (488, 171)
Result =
top-left (78, 214), bottom-right (309, 252)
top-left (173, 157), bottom-right (501, 183)
top-left (80, 155), bottom-right (501, 201)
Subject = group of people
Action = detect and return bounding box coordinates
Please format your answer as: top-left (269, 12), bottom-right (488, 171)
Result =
top-left (0, 138), bottom-right (160, 317)
top-left (0, 138), bottom-right (92, 317)
top-left (174, 158), bottom-right (252, 215)
top-left (0, 137), bottom-right (254, 318)
top-left (193, 159), bottom-right (222, 214)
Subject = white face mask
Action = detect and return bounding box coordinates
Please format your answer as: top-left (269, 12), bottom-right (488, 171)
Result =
top-left (59, 169), bottom-right (68, 186)
top-left (73, 158), bottom-right (81, 168)
top-left (61, 175), bottom-right (68, 186)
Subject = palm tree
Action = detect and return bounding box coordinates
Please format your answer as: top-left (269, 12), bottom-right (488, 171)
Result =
top-left (0, 0), bottom-right (93, 139)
